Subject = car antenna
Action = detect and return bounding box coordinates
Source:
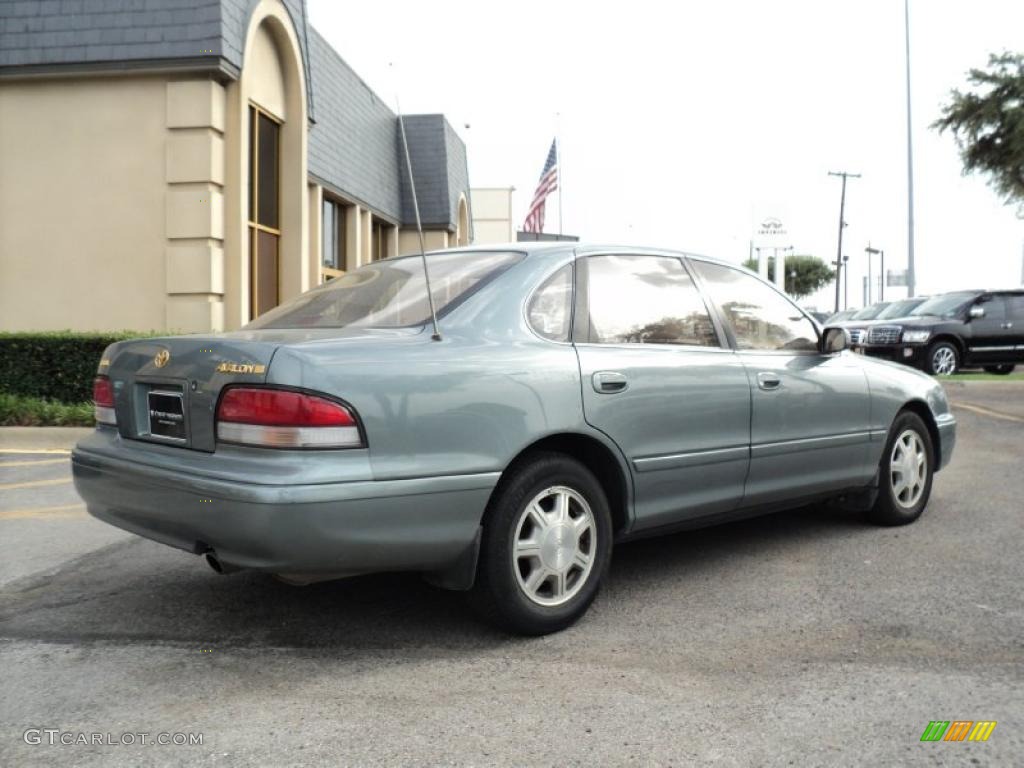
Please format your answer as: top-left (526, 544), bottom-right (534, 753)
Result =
top-left (392, 63), bottom-right (442, 342)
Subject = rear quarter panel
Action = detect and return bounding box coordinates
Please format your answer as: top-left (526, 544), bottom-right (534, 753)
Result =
top-left (265, 255), bottom-right (592, 481)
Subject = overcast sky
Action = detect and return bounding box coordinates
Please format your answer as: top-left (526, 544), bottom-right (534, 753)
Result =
top-left (308, 0), bottom-right (1024, 310)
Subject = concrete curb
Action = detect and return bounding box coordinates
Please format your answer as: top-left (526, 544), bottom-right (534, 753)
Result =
top-left (0, 427), bottom-right (91, 452)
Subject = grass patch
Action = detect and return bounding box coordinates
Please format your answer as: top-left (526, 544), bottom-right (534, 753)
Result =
top-left (0, 393), bottom-right (93, 427)
top-left (946, 371), bottom-right (1024, 382)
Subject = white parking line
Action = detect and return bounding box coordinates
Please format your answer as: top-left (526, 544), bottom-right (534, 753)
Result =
top-left (0, 458), bottom-right (69, 468)
top-left (951, 401), bottom-right (1024, 424)
top-left (0, 477), bottom-right (72, 491)
top-left (0, 448), bottom-right (72, 455)
top-left (0, 503), bottom-right (86, 520)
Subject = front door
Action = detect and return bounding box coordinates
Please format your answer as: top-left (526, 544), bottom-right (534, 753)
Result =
top-left (688, 259), bottom-right (873, 506)
top-left (573, 253), bottom-right (751, 532)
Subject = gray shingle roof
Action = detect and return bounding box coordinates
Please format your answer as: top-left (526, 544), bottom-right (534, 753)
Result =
top-left (399, 114), bottom-right (467, 231)
top-left (0, 0), bottom-right (468, 229)
top-left (306, 27), bottom-right (401, 222)
top-left (1, 0), bottom-right (228, 71)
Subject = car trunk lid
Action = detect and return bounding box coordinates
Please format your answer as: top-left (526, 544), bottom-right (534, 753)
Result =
top-left (103, 336), bottom-right (281, 452)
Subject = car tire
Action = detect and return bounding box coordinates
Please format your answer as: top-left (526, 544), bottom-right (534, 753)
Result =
top-left (866, 411), bottom-right (935, 526)
top-left (925, 341), bottom-right (959, 376)
top-left (983, 364), bottom-right (1016, 375)
top-left (469, 452), bottom-right (612, 635)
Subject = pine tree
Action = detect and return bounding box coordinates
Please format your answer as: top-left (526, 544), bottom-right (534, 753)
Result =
top-left (934, 52), bottom-right (1024, 214)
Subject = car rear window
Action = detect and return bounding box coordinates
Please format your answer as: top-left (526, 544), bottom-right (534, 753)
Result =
top-left (246, 251), bottom-right (523, 329)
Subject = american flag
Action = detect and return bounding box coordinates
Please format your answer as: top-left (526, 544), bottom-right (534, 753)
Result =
top-left (522, 139), bottom-right (558, 234)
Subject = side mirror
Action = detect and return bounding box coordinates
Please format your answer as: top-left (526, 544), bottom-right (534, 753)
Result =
top-left (969, 306), bottom-right (985, 319)
top-left (821, 326), bottom-right (850, 353)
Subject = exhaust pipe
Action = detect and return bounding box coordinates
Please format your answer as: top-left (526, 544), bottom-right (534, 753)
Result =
top-left (205, 552), bottom-right (241, 575)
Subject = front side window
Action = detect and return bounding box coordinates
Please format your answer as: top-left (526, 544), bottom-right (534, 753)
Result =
top-left (690, 260), bottom-right (818, 352)
top-left (246, 251), bottom-right (522, 330)
top-left (527, 264), bottom-right (573, 342)
top-left (585, 255), bottom-right (718, 346)
top-left (976, 295), bottom-right (1007, 323)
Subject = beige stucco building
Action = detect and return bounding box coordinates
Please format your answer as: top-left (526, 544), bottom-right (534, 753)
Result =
top-left (0, 0), bottom-right (472, 333)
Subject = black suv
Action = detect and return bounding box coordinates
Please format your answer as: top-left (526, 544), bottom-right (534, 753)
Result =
top-left (855, 289), bottom-right (1024, 375)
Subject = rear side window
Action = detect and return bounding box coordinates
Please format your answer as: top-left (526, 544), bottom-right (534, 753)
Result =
top-left (1007, 295), bottom-right (1024, 324)
top-left (584, 255), bottom-right (719, 346)
top-left (246, 251), bottom-right (522, 329)
top-left (690, 260), bottom-right (818, 352)
top-left (527, 264), bottom-right (573, 342)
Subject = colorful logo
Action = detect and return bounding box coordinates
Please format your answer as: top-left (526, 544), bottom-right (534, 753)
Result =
top-left (920, 721), bottom-right (997, 742)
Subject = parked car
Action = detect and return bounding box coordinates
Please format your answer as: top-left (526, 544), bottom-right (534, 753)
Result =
top-left (72, 245), bottom-right (957, 635)
top-left (856, 289), bottom-right (1024, 375)
top-left (845, 297), bottom-right (930, 347)
top-left (824, 308), bottom-right (858, 324)
top-left (804, 309), bottom-right (831, 325)
top-left (849, 302), bottom-right (892, 321)
top-left (841, 302), bottom-right (892, 345)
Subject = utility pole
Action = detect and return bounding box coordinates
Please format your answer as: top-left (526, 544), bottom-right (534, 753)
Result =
top-left (905, 0), bottom-right (916, 296)
top-left (828, 171), bottom-right (861, 313)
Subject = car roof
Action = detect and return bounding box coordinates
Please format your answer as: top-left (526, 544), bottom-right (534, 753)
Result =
top-left (435, 242), bottom-right (741, 270)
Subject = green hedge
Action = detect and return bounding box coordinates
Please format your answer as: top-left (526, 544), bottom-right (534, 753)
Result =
top-left (0, 393), bottom-right (94, 426)
top-left (0, 331), bottom-right (159, 404)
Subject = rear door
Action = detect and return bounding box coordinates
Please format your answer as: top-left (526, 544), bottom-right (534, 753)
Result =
top-left (687, 259), bottom-right (874, 506)
top-left (573, 252), bottom-right (751, 532)
top-left (965, 294), bottom-right (1015, 364)
top-left (1009, 295), bottom-right (1024, 363)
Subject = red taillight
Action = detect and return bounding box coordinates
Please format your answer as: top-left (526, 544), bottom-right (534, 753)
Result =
top-left (216, 387), bottom-right (361, 448)
top-left (93, 376), bottom-right (116, 425)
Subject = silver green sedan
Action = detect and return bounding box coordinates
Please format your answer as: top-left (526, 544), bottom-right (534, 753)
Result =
top-left (72, 245), bottom-right (956, 635)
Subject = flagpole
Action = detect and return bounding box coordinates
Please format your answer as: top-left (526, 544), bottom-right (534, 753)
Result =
top-left (555, 114), bottom-right (563, 237)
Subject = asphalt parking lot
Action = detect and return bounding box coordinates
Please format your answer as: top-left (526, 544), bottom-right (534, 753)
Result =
top-left (0, 383), bottom-right (1021, 767)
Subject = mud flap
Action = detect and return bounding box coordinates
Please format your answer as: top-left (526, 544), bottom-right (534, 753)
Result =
top-left (424, 526), bottom-right (482, 591)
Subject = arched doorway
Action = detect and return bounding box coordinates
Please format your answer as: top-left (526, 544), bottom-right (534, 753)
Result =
top-left (224, 0), bottom-right (308, 327)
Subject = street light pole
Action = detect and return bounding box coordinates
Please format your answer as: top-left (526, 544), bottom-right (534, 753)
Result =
top-left (828, 171), bottom-right (861, 313)
top-left (842, 254), bottom-right (849, 309)
top-left (866, 245), bottom-right (883, 302)
top-left (867, 244), bottom-right (873, 305)
top-left (905, 0), bottom-right (916, 297)
top-left (881, 249), bottom-right (885, 300)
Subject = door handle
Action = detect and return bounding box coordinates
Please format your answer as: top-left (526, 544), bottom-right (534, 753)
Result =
top-left (1001, 322), bottom-right (1013, 329)
top-left (592, 371), bottom-right (628, 394)
top-left (757, 372), bottom-right (782, 391)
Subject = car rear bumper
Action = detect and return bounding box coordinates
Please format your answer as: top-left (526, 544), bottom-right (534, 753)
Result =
top-left (71, 434), bottom-right (498, 577)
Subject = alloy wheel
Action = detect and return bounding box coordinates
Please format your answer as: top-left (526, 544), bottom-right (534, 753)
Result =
top-left (932, 347), bottom-right (956, 375)
top-left (890, 429), bottom-right (927, 509)
top-left (513, 485), bottom-right (596, 607)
